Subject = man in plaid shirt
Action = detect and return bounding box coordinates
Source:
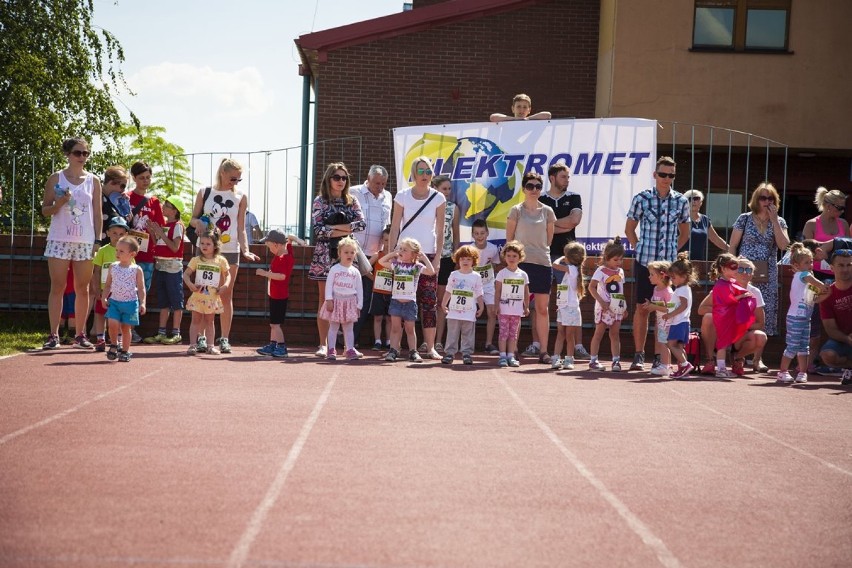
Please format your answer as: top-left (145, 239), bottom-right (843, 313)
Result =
top-left (624, 156), bottom-right (690, 371)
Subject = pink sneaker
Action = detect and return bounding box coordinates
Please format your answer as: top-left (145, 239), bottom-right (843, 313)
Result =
top-left (671, 362), bottom-right (694, 379)
top-left (327, 348), bottom-right (337, 361)
top-left (345, 348), bottom-right (362, 361)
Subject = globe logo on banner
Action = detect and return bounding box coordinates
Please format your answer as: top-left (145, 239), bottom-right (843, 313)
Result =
top-left (402, 133), bottom-right (523, 231)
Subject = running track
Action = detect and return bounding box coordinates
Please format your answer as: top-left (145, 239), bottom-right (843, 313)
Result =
top-left (1, 346), bottom-right (850, 567)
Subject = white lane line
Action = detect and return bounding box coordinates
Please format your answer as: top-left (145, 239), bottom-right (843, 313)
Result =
top-left (0, 370), bottom-right (159, 447)
top-left (227, 368), bottom-right (339, 568)
top-left (497, 373), bottom-right (683, 568)
top-left (666, 386), bottom-right (852, 477)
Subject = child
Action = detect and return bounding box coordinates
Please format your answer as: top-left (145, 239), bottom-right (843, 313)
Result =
top-left (321, 237), bottom-right (365, 361)
top-left (144, 195), bottom-right (185, 345)
top-left (60, 265), bottom-right (76, 345)
top-left (642, 260), bottom-right (674, 377)
top-left (256, 229), bottom-right (304, 358)
top-left (494, 241), bottom-right (530, 368)
top-left (441, 245), bottom-right (485, 365)
top-left (368, 227), bottom-right (393, 350)
top-left (183, 230), bottom-right (231, 355)
top-left (379, 237), bottom-right (436, 362)
top-left (710, 253), bottom-right (755, 378)
top-left (588, 236), bottom-right (627, 371)
top-left (92, 217), bottom-right (129, 351)
top-left (733, 257), bottom-right (768, 374)
top-left (551, 241), bottom-right (586, 370)
top-left (101, 236), bottom-right (146, 362)
top-left (777, 243), bottom-right (829, 384)
top-left (490, 93), bottom-right (552, 122)
top-left (663, 253), bottom-right (697, 379)
top-left (471, 219), bottom-right (502, 354)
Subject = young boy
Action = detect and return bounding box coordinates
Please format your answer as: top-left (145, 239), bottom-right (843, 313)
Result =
top-left (441, 245), bottom-right (485, 365)
top-left (92, 216), bottom-right (130, 351)
top-left (256, 229), bottom-right (304, 358)
top-left (367, 227), bottom-right (393, 350)
top-left (489, 93), bottom-right (552, 123)
top-left (471, 219), bottom-right (502, 354)
top-left (102, 236), bottom-right (146, 362)
top-left (145, 196), bottom-right (186, 345)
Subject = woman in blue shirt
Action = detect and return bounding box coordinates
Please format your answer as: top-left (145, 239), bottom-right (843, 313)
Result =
top-left (679, 189), bottom-right (728, 261)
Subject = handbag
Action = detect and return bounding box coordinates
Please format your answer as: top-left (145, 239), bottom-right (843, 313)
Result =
top-left (185, 187), bottom-right (211, 244)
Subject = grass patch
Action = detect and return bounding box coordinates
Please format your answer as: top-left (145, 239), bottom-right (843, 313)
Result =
top-left (0, 312), bottom-right (45, 356)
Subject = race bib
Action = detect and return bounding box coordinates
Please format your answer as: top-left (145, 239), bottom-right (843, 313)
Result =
top-left (392, 274), bottom-right (414, 299)
top-left (100, 262), bottom-right (113, 286)
top-left (555, 284), bottom-right (569, 308)
top-left (501, 278), bottom-right (525, 302)
top-left (609, 293), bottom-right (627, 315)
top-left (128, 229), bottom-right (150, 253)
top-left (450, 289), bottom-right (476, 315)
top-left (475, 263), bottom-right (495, 286)
top-left (373, 268), bottom-right (394, 294)
top-left (195, 263), bottom-right (220, 289)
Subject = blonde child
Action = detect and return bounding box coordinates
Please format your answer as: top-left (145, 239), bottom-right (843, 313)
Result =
top-left (145, 196), bottom-right (185, 345)
top-left (92, 217), bottom-right (129, 351)
top-left (588, 236), bottom-right (627, 371)
top-left (101, 235), bottom-right (146, 362)
top-left (379, 237), bottom-right (435, 362)
top-left (441, 245), bottom-right (485, 365)
top-left (663, 253), bottom-right (697, 379)
top-left (494, 241), bottom-right (530, 368)
top-left (183, 230), bottom-right (231, 355)
top-left (321, 237), bottom-right (365, 361)
top-left (642, 260), bottom-right (674, 376)
top-left (777, 243), bottom-right (829, 383)
top-left (551, 241), bottom-right (586, 370)
top-left (490, 93), bottom-right (552, 122)
top-left (256, 229), bottom-right (304, 358)
top-left (710, 253), bottom-right (754, 378)
top-left (368, 227), bottom-right (393, 350)
top-left (471, 219), bottom-right (502, 354)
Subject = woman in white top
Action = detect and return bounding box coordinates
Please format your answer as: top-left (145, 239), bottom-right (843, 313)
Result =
top-left (189, 158), bottom-right (260, 353)
top-left (41, 137), bottom-right (102, 349)
top-left (388, 156), bottom-right (447, 359)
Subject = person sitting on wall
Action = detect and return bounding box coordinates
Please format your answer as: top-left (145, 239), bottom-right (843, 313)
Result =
top-left (490, 93), bottom-right (552, 122)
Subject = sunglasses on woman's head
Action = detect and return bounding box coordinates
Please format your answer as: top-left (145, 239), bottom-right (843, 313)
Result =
top-left (737, 267), bottom-right (753, 274)
top-left (330, 174), bottom-right (348, 182)
top-left (70, 150), bottom-right (90, 157)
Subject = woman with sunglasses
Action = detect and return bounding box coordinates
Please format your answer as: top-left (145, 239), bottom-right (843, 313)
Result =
top-left (802, 187), bottom-right (849, 280)
top-left (506, 172), bottom-right (557, 364)
top-left (189, 158), bottom-right (260, 353)
top-left (309, 162), bottom-right (366, 357)
top-left (680, 189), bottom-right (728, 261)
top-left (387, 157), bottom-right (446, 360)
top-left (41, 137), bottom-right (102, 349)
top-left (729, 182), bottom-right (790, 336)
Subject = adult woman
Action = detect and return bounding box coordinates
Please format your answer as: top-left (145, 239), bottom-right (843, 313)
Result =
top-left (680, 189), bottom-right (728, 261)
top-left (388, 157), bottom-right (446, 360)
top-left (309, 162), bottom-right (366, 357)
top-left (41, 137), bottom-right (102, 349)
top-left (802, 187), bottom-right (849, 278)
top-left (433, 175), bottom-right (459, 353)
top-left (729, 182), bottom-right (790, 335)
top-left (189, 158), bottom-right (260, 353)
top-left (505, 171), bottom-right (556, 364)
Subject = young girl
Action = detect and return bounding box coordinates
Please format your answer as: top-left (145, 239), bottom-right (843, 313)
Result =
top-left (777, 243), bottom-right (829, 384)
top-left (321, 237), bottom-right (365, 361)
top-left (494, 241), bottom-right (530, 368)
top-left (378, 237), bottom-right (436, 362)
top-left (643, 260), bottom-right (674, 376)
top-left (551, 241), bottom-right (586, 370)
top-left (440, 245), bottom-right (485, 365)
top-left (101, 236), bottom-right (146, 362)
top-left (184, 230), bottom-right (231, 355)
top-left (710, 253), bottom-right (754, 378)
top-left (588, 237), bottom-right (627, 371)
top-left (663, 253), bottom-right (697, 379)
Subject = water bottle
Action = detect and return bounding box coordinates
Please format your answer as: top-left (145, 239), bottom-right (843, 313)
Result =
top-left (54, 183), bottom-right (66, 197)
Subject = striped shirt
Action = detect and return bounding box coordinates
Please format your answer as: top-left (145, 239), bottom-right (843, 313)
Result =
top-left (627, 188), bottom-right (689, 266)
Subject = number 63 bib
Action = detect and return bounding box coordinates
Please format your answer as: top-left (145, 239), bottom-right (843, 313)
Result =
top-left (195, 263), bottom-right (220, 291)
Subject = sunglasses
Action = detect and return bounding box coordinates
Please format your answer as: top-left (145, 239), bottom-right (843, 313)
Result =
top-left (690, 196), bottom-right (702, 202)
top-left (230, 177), bottom-right (243, 183)
top-left (831, 249), bottom-right (852, 258)
top-left (330, 174), bottom-right (349, 182)
top-left (115, 183), bottom-right (127, 189)
top-left (70, 150), bottom-right (90, 157)
top-left (737, 267), bottom-right (753, 274)
top-left (826, 201), bottom-right (846, 213)
top-left (758, 195), bottom-right (776, 202)
top-left (656, 172), bottom-right (675, 179)
top-left (524, 183), bottom-right (543, 190)
top-left (416, 168), bottom-right (433, 175)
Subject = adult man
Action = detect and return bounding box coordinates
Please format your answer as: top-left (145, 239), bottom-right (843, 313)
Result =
top-left (351, 165), bottom-right (392, 344)
top-left (538, 163), bottom-right (590, 359)
top-left (624, 156), bottom-right (690, 370)
top-left (245, 210), bottom-right (262, 243)
top-left (818, 243), bottom-right (852, 384)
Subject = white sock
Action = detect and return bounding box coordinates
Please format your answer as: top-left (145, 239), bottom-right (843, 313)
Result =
top-left (575, 343), bottom-right (584, 349)
top-left (717, 359), bottom-right (726, 371)
top-left (500, 351), bottom-right (507, 358)
top-left (532, 341), bottom-right (541, 349)
top-left (590, 355), bottom-right (598, 363)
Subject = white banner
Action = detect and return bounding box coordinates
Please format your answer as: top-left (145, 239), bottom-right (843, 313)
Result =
top-left (393, 118), bottom-right (657, 253)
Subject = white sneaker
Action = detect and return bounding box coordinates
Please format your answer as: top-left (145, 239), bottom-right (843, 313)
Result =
top-left (522, 344), bottom-right (541, 356)
top-left (315, 345), bottom-right (327, 358)
top-left (562, 356), bottom-right (575, 370)
top-left (550, 355), bottom-right (563, 370)
top-left (776, 371), bottom-right (794, 383)
top-left (842, 369), bottom-right (852, 385)
top-left (650, 364), bottom-right (670, 376)
top-left (794, 372), bottom-right (808, 384)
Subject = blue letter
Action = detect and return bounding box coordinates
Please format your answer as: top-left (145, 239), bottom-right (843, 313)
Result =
top-left (627, 152), bottom-right (651, 175)
top-left (525, 153), bottom-right (548, 175)
top-left (503, 154), bottom-right (525, 174)
top-left (550, 153), bottom-right (573, 169)
top-left (453, 156), bottom-right (476, 179)
top-left (475, 153), bottom-right (503, 178)
top-left (603, 152), bottom-right (626, 175)
top-left (575, 153), bottom-right (603, 175)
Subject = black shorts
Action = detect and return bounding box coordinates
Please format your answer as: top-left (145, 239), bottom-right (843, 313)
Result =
top-left (634, 262), bottom-right (654, 304)
top-left (369, 292), bottom-right (391, 316)
top-left (437, 256), bottom-right (455, 286)
top-left (520, 262), bottom-right (553, 294)
top-left (269, 298), bottom-right (288, 325)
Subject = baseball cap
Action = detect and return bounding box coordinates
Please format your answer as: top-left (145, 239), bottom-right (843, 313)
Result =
top-left (259, 228), bottom-right (287, 244)
top-left (107, 216), bottom-right (129, 231)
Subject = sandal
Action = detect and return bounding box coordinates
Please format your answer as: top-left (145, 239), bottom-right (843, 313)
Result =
top-left (538, 352), bottom-right (551, 365)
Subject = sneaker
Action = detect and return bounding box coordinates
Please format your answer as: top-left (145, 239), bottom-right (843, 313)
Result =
top-left (716, 368), bottom-right (736, 379)
top-left (106, 344), bottom-right (119, 360)
top-left (508, 356), bottom-right (520, 368)
top-left (562, 356), bottom-right (575, 370)
top-left (589, 360), bottom-right (606, 371)
top-left (550, 355), bottom-right (563, 370)
top-left (384, 348), bottom-right (399, 362)
top-left (573, 345), bottom-right (591, 360)
top-left (699, 362), bottom-right (715, 375)
top-left (409, 350), bottom-right (423, 363)
top-left (670, 362), bottom-right (694, 379)
top-left (95, 338), bottom-right (106, 352)
top-left (484, 344), bottom-right (500, 355)
top-left (522, 344), bottom-right (541, 357)
top-left (538, 353), bottom-right (551, 365)
top-left (186, 344), bottom-right (198, 355)
top-left (814, 365), bottom-right (843, 377)
top-left (118, 350), bottom-right (132, 362)
top-left (257, 343), bottom-right (276, 356)
top-left (841, 369), bottom-right (852, 385)
top-left (373, 340), bottom-right (383, 350)
top-left (327, 348), bottom-right (337, 361)
top-left (650, 364), bottom-right (670, 376)
top-left (73, 334), bottom-right (94, 350)
top-left (498, 357), bottom-right (508, 368)
top-left (753, 362), bottom-right (769, 373)
top-left (272, 344), bottom-right (289, 358)
top-left (463, 354), bottom-right (473, 365)
top-left (776, 371), bottom-right (794, 383)
top-left (441, 354), bottom-right (453, 364)
top-left (434, 342), bottom-right (444, 353)
top-left (161, 334), bottom-right (182, 345)
top-left (425, 348), bottom-right (441, 360)
top-left (611, 360), bottom-right (622, 372)
top-left (651, 357), bottom-right (662, 371)
top-left (218, 338), bottom-right (232, 354)
top-left (143, 333), bottom-right (167, 344)
top-left (384, 341), bottom-right (392, 349)
top-left (208, 346), bottom-right (221, 355)
top-left (196, 336), bottom-right (208, 353)
top-left (42, 334), bottom-right (60, 350)
top-left (345, 348), bottom-right (362, 361)
top-left (131, 330), bottom-right (143, 344)
top-left (418, 342), bottom-right (429, 353)
top-left (732, 359), bottom-right (745, 376)
top-left (630, 352), bottom-right (645, 371)
top-left (794, 372), bottom-right (808, 384)
top-left (315, 345), bottom-right (327, 358)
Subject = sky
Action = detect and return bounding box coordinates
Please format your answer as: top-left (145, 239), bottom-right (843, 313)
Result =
top-left (92, 0), bottom-right (405, 230)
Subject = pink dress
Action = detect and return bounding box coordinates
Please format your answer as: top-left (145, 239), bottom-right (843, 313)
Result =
top-left (712, 278), bottom-right (755, 349)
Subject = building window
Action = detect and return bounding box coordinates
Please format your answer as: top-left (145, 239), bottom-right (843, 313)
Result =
top-left (692, 0), bottom-right (791, 52)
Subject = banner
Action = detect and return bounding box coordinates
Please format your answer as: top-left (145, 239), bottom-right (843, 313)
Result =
top-left (393, 118), bottom-right (657, 253)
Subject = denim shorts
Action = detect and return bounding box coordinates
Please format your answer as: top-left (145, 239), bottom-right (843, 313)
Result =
top-left (388, 299), bottom-right (418, 321)
top-left (820, 339), bottom-right (852, 360)
top-left (155, 270), bottom-right (184, 311)
top-left (105, 298), bottom-right (140, 326)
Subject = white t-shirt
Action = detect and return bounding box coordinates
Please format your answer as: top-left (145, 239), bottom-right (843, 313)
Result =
top-left (390, 260), bottom-right (424, 301)
top-left (747, 283), bottom-right (765, 308)
top-left (496, 267), bottom-right (529, 316)
top-left (591, 266), bottom-right (627, 316)
top-left (445, 270), bottom-right (484, 322)
top-left (671, 285), bottom-right (693, 326)
top-left (788, 270), bottom-right (817, 318)
top-left (556, 265), bottom-right (581, 309)
top-left (395, 188), bottom-right (446, 254)
top-left (474, 242), bottom-right (500, 290)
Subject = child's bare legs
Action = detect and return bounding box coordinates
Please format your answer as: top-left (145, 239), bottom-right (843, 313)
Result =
top-left (108, 319), bottom-right (130, 352)
top-left (561, 325), bottom-right (575, 358)
top-left (202, 314), bottom-right (216, 345)
top-left (158, 308), bottom-right (170, 332)
top-left (389, 316), bottom-right (403, 351)
top-left (403, 320), bottom-right (418, 352)
top-left (590, 323), bottom-right (607, 358)
top-left (373, 316), bottom-right (385, 345)
top-left (608, 323), bottom-right (621, 360)
top-left (171, 309), bottom-right (183, 336)
top-left (270, 323), bottom-right (284, 344)
top-left (656, 341), bottom-right (671, 366)
top-left (485, 303), bottom-right (497, 347)
top-left (189, 312), bottom-right (203, 343)
top-left (552, 324), bottom-right (565, 357)
top-left (668, 340), bottom-right (686, 365)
